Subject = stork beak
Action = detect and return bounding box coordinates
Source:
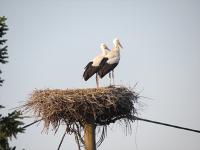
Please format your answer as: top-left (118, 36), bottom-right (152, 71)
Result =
top-left (118, 41), bottom-right (123, 49)
top-left (105, 45), bottom-right (109, 50)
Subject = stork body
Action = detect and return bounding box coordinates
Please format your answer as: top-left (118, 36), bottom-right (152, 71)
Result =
top-left (83, 44), bottom-right (110, 87)
top-left (98, 38), bottom-right (123, 85)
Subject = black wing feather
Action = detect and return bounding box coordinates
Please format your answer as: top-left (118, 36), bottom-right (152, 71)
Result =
top-left (98, 63), bottom-right (118, 78)
top-left (83, 62), bottom-right (99, 81)
top-left (84, 61), bottom-right (93, 69)
top-left (99, 57), bottom-right (108, 69)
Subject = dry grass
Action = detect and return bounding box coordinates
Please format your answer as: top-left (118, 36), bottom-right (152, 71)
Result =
top-left (22, 86), bottom-right (139, 147)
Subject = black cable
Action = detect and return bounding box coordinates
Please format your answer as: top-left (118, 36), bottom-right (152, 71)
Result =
top-left (22, 117), bottom-right (200, 134)
top-left (22, 119), bottom-right (43, 129)
top-left (135, 116), bottom-right (200, 133)
top-left (57, 129), bottom-right (67, 150)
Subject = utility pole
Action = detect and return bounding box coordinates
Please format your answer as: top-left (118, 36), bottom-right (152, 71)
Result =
top-left (84, 123), bottom-right (96, 150)
top-left (84, 80), bottom-right (98, 150)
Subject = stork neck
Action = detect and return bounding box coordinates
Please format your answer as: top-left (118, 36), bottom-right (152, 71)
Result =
top-left (101, 49), bottom-right (107, 55)
top-left (113, 45), bottom-right (120, 52)
top-left (102, 50), bottom-right (106, 55)
top-left (112, 46), bottom-right (120, 57)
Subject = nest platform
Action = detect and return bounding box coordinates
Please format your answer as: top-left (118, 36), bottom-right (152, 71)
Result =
top-left (23, 86), bottom-right (139, 140)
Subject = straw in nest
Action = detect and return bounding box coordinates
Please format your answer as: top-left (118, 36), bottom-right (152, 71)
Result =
top-left (22, 86), bottom-right (139, 147)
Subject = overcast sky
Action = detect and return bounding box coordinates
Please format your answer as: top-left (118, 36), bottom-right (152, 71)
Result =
top-left (0, 0), bottom-right (200, 150)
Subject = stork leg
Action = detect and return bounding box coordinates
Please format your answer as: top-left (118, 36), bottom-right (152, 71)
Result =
top-left (109, 72), bottom-right (112, 86)
top-left (96, 73), bottom-right (99, 88)
top-left (112, 70), bottom-right (115, 85)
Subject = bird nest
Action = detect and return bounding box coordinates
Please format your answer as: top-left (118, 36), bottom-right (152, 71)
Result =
top-left (22, 86), bottom-right (139, 147)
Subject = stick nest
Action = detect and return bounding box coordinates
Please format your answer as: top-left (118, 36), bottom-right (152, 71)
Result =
top-left (22, 86), bottom-right (139, 146)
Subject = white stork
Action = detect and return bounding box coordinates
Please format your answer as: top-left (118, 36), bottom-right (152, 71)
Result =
top-left (98, 38), bottom-right (123, 85)
top-left (83, 43), bottom-right (110, 87)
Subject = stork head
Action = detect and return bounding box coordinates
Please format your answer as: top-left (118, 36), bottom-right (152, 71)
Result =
top-left (113, 38), bottom-right (123, 49)
top-left (100, 43), bottom-right (109, 50)
top-left (100, 43), bottom-right (110, 55)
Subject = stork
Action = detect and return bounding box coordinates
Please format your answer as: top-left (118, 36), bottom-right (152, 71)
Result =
top-left (83, 43), bottom-right (110, 87)
top-left (98, 38), bottom-right (123, 85)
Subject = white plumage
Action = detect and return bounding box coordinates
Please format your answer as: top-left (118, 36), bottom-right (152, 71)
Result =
top-left (92, 44), bottom-right (110, 66)
top-left (98, 38), bottom-right (123, 85)
top-left (83, 43), bottom-right (110, 83)
top-left (106, 56), bottom-right (120, 64)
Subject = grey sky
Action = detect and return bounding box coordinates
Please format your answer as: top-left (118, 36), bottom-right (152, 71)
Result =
top-left (0, 0), bottom-right (200, 149)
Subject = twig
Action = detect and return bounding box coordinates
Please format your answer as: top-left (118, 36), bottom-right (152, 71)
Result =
top-left (74, 133), bottom-right (81, 150)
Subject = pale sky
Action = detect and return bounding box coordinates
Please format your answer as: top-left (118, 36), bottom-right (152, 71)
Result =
top-left (0, 0), bottom-right (200, 150)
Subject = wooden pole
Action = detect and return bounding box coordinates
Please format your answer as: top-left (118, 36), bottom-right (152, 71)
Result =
top-left (84, 73), bottom-right (98, 150)
top-left (84, 123), bottom-right (96, 150)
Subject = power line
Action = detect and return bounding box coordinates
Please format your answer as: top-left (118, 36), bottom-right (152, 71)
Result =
top-left (135, 116), bottom-right (200, 133)
top-left (22, 119), bottom-right (42, 129)
top-left (57, 128), bottom-right (67, 150)
top-left (22, 117), bottom-right (200, 134)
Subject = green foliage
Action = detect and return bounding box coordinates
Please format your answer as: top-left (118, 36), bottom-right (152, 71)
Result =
top-left (0, 106), bottom-right (25, 150)
top-left (0, 16), bottom-right (26, 150)
top-left (0, 16), bottom-right (9, 86)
